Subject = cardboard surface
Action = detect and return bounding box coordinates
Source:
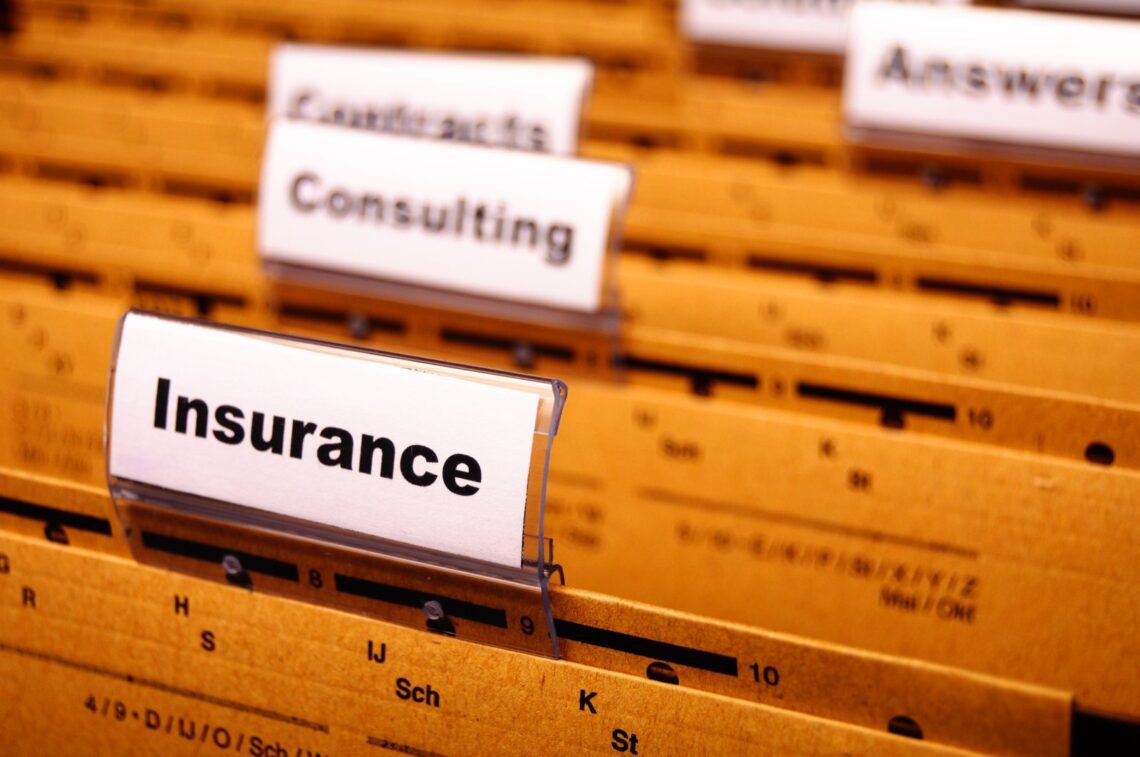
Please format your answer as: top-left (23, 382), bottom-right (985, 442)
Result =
top-left (2, 72), bottom-right (1140, 320)
top-left (0, 525), bottom-right (1068, 756)
top-left (2, 295), bottom-right (1138, 720)
top-left (2, 2), bottom-right (1139, 753)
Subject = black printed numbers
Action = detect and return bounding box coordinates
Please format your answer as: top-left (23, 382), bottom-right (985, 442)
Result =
top-left (749, 663), bottom-right (780, 687)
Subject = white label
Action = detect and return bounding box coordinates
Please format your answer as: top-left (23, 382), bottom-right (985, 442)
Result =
top-left (845, 3), bottom-right (1140, 158)
top-left (1015, 1), bottom-right (1140, 14)
top-left (108, 313), bottom-right (541, 568)
top-left (258, 120), bottom-right (631, 313)
top-left (680, 0), bottom-right (965, 55)
top-left (268, 44), bottom-right (593, 156)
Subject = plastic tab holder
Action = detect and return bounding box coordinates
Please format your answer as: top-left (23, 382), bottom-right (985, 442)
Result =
top-left (106, 310), bottom-right (567, 657)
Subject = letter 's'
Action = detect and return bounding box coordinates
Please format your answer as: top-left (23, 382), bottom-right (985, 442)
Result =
top-left (213, 405), bottom-right (246, 445)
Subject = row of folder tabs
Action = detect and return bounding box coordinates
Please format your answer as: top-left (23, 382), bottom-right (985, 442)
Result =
top-left (1, 0), bottom-right (1139, 754)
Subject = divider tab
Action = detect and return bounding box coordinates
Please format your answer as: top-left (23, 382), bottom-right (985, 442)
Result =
top-left (106, 310), bottom-right (567, 657)
top-left (268, 43), bottom-right (594, 156)
top-left (258, 120), bottom-right (632, 367)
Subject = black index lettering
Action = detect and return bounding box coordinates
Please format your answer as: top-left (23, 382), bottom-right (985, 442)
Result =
top-left (175, 396), bottom-right (208, 438)
top-left (213, 405), bottom-right (245, 445)
top-left (395, 677), bottom-right (440, 707)
top-left (153, 377), bottom-right (171, 429)
top-left (511, 217), bottom-right (538, 248)
top-left (578, 690), bottom-right (598, 714)
top-left (359, 435), bottom-right (396, 478)
top-left (1126, 81), bottom-right (1140, 112)
top-left (964, 64), bottom-right (989, 95)
top-left (317, 426), bottom-right (354, 469)
top-left (289, 420), bottom-right (318, 459)
top-left (278, 172), bottom-right (577, 265)
top-left (879, 45), bottom-right (910, 85)
top-left (529, 123), bottom-right (547, 151)
top-left (251, 413), bottom-right (286, 454)
top-left (400, 445), bottom-right (439, 487)
top-left (546, 224), bottom-right (574, 265)
top-left (473, 204), bottom-right (488, 239)
top-left (442, 454), bottom-right (481, 496)
top-left (393, 200), bottom-right (413, 227)
top-left (290, 173), bottom-right (320, 212)
top-left (174, 594), bottom-right (190, 616)
top-left (288, 90), bottom-right (316, 119)
top-left (1094, 75), bottom-right (1115, 108)
top-left (146, 389), bottom-right (485, 497)
top-left (611, 729), bottom-right (639, 754)
top-left (1056, 75), bottom-right (1087, 106)
top-left (503, 115), bottom-right (519, 146)
top-left (868, 45), bottom-right (1140, 119)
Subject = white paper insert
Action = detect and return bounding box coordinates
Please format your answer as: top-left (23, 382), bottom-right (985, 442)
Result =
top-left (109, 314), bottom-right (541, 568)
top-left (268, 44), bottom-right (594, 156)
top-left (844, 2), bottom-right (1140, 158)
top-left (680, 0), bottom-right (966, 55)
top-left (1015, 1), bottom-right (1140, 13)
top-left (258, 120), bottom-right (631, 313)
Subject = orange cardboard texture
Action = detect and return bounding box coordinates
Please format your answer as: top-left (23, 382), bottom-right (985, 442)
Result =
top-left (0, 527), bottom-right (1068, 756)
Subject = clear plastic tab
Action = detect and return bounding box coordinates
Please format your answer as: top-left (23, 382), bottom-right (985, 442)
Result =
top-left (258, 119), bottom-right (633, 360)
top-left (106, 311), bottom-right (566, 657)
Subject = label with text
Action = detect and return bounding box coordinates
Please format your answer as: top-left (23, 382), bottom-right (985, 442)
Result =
top-left (258, 120), bottom-right (631, 313)
top-left (844, 3), bottom-right (1140, 157)
top-left (680, 0), bottom-right (965, 55)
top-left (108, 313), bottom-right (541, 567)
top-left (268, 44), bottom-right (593, 155)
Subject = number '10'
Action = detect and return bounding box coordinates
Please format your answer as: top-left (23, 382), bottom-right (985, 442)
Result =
top-left (750, 663), bottom-right (780, 686)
